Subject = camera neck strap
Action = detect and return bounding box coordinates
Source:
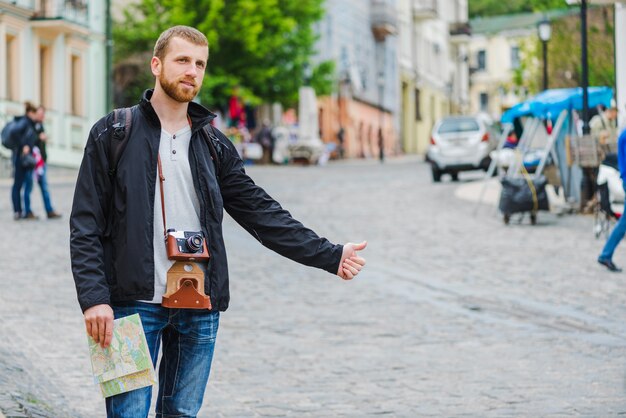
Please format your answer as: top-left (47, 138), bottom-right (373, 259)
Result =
top-left (157, 115), bottom-right (193, 239)
top-left (157, 154), bottom-right (167, 238)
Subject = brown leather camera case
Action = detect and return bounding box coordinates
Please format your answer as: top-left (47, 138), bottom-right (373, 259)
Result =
top-left (162, 261), bottom-right (212, 309)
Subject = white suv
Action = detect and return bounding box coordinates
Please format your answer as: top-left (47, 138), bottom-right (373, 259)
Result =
top-left (426, 115), bottom-right (498, 182)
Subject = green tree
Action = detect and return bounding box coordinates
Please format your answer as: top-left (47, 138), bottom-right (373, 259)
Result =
top-left (112, 0), bottom-right (334, 110)
top-left (509, 7), bottom-right (614, 95)
top-left (544, 6), bottom-right (614, 90)
top-left (469, 0), bottom-right (564, 18)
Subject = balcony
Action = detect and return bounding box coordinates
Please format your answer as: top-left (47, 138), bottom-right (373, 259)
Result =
top-left (0, 0), bottom-right (36, 19)
top-left (413, 0), bottom-right (437, 20)
top-left (449, 21), bottom-right (471, 44)
top-left (371, 0), bottom-right (397, 42)
top-left (32, 0), bottom-right (88, 27)
top-left (0, 0), bottom-right (35, 9)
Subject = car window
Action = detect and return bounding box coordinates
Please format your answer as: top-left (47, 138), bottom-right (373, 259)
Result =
top-left (438, 118), bottom-right (480, 134)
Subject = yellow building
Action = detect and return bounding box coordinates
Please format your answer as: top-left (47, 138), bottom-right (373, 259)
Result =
top-left (468, 10), bottom-right (574, 120)
top-left (0, 0), bottom-right (107, 167)
top-left (398, 0), bottom-right (469, 155)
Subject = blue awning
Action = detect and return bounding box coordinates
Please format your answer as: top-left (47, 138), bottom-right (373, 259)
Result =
top-left (501, 87), bottom-right (614, 123)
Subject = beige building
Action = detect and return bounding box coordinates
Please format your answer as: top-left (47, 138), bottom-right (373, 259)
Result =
top-left (468, 10), bottom-right (573, 120)
top-left (0, 0), bottom-right (107, 167)
top-left (398, 0), bottom-right (469, 155)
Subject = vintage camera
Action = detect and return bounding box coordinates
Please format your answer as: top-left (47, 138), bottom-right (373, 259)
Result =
top-left (165, 229), bottom-right (210, 261)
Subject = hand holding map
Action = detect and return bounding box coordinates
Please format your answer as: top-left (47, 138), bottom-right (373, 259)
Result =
top-left (87, 313), bottom-right (156, 397)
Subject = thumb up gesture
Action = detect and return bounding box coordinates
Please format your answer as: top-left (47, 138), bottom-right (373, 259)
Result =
top-left (337, 241), bottom-right (367, 280)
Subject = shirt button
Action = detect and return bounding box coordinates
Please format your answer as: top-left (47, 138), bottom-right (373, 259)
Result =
top-left (172, 150), bottom-right (177, 154)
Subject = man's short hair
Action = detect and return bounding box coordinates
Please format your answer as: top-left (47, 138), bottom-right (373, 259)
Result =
top-left (153, 26), bottom-right (208, 60)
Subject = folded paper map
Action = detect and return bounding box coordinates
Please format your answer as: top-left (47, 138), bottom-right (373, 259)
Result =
top-left (87, 313), bottom-right (156, 398)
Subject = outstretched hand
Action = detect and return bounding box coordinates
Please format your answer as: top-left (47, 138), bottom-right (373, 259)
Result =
top-left (337, 241), bottom-right (367, 280)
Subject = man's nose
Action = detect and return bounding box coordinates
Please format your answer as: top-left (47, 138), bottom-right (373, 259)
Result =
top-left (185, 64), bottom-right (199, 77)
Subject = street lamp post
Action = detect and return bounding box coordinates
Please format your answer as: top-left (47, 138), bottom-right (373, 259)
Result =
top-left (580, 0), bottom-right (590, 135)
top-left (537, 17), bottom-right (552, 91)
top-left (377, 70), bottom-right (385, 163)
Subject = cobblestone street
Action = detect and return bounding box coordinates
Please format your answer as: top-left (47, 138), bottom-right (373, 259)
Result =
top-left (1, 157), bottom-right (626, 417)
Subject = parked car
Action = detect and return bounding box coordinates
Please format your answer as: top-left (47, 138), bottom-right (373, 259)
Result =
top-left (426, 115), bottom-right (499, 182)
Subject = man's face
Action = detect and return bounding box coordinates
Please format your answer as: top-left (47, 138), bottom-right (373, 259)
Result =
top-left (154, 37), bottom-right (208, 103)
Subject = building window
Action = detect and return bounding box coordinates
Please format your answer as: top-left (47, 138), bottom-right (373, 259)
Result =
top-left (479, 92), bottom-right (489, 112)
top-left (415, 88), bottom-right (421, 121)
top-left (510, 46), bottom-right (520, 70)
top-left (477, 50), bottom-right (486, 71)
top-left (70, 54), bottom-right (83, 116)
top-left (40, 45), bottom-right (53, 109)
top-left (6, 34), bottom-right (19, 101)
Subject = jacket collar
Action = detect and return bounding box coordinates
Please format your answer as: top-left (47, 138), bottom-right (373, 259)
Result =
top-left (139, 89), bottom-right (216, 134)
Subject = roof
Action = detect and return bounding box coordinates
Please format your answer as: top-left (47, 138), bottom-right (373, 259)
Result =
top-left (470, 9), bottom-right (577, 36)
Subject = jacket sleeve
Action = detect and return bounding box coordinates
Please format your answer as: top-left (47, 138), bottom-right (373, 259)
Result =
top-left (215, 130), bottom-right (343, 274)
top-left (70, 115), bottom-right (114, 312)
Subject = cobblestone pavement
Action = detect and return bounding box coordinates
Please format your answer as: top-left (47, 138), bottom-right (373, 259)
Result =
top-left (1, 157), bottom-right (626, 417)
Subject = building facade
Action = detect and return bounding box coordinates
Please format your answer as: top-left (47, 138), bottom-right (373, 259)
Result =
top-left (398, 0), bottom-right (470, 155)
top-left (468, 10), bottom-right (572, 120)
top-left (312, 0), bottom-right (399, 159)
top-left (0, 0), bottom-right (107, 167)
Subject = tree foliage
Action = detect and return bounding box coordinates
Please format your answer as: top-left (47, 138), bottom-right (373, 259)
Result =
top-left (112, 0), bottom-right (334, 110)
top-left (469, 0), bottom-right (565, 18)
top-left (546, 7), bottom-right (615, 90)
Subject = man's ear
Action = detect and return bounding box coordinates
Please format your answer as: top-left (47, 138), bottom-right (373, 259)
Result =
top-left (151, 56), bottom-right (161, 77)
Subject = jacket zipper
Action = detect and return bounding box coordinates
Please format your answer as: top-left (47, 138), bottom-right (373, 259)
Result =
top-left (192, 138), bottom-right (213, 299)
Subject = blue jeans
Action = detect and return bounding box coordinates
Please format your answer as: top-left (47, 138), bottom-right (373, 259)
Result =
top-left (11, 154), bottom-right (33, 215)
top-left (599, 182), bottom-right (626, 262)
top-left (105, 302), bottom-right (219, 418)
top-left (37, 164), bottom-right (54, 213)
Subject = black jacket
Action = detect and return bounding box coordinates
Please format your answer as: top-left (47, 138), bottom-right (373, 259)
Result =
top-left (70, 90), bottom-right (343, 313)
top-left (11, 116), bottom-right (37, 151)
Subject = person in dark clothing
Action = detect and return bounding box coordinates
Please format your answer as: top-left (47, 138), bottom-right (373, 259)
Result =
top-left (31, 106), bottom-right (61, 219)
top-left (70, 26), bottom-right (367, 418)
top-left (378, 127), bottom-right (385, 163)
top-left (337, 126), bottom-right (345, 159)
top-left (255, 119), bottom-right (274, 164)
top-left (11, 102), bottom-right (38, 220)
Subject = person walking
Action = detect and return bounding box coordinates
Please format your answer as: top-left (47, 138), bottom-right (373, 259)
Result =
top-left (598, 125), bottom-right (626, 272)
top-left (582, 105), bottom-right (620, 213)
top-left (70, 26), bottom-right (367, 418)
top-left (10, 102), bottom-right (39, 220)
top-left (255, 119), bottom-right (274, 164)
top-left (31, 106), bottom-right (61, 219)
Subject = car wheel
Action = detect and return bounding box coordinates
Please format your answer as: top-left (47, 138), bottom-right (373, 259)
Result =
top-left (451, 172), bottom-right (459, 182)
top-left (431, 165), bottom-right (442, 183)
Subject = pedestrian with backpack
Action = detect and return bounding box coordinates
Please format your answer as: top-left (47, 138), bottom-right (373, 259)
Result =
top-left (70, 26), bottom-right (367, 418)
top-left (4, 102), bottom-right (39, 220)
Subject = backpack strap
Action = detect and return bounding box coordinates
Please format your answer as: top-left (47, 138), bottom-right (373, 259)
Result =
top-left (108, 107), bottom-right (133, 177)
top-left (201, 124), bottom-right (223, 180)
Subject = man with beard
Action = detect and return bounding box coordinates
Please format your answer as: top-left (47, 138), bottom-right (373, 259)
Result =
top-left (70, 26), bottom-right (366, 418)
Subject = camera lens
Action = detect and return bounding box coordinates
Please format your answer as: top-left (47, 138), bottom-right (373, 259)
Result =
top-left (186, 234), bottom-right (203, 252)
